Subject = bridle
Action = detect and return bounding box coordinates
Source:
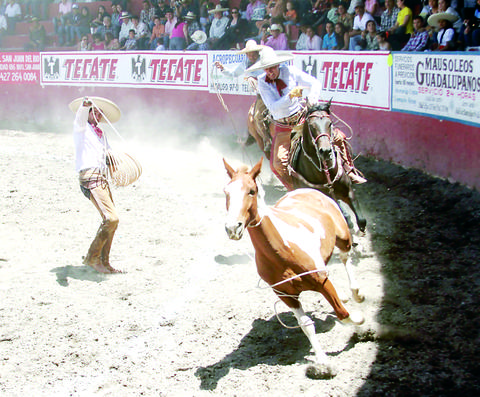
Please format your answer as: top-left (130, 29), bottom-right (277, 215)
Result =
top-left (302, 110), bottom-right (337, 173)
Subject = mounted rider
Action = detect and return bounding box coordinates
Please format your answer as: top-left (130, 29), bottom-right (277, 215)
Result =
top-left (214, 39), bottom-right (272, 154)
top-left (246, 46), bottom-right (367, 190)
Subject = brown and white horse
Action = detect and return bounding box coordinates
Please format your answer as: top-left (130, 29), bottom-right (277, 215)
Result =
top-left (223, 157), bottom-right (364, 379)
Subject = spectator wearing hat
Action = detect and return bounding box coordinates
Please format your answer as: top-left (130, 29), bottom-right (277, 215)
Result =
top-left (214, 7), bottom-right (250, 50)
top-left (70, 5), bottom-right (93, 45)
top-left (185, 10), bottom-right (202, 46)
top-left (119, 12), bottom-right (134, 46)
top-left (262, 23), bottom-right (288, 50)
top-left (428, 11), bottom-right (458, 50)
top-left (438, 0), bottom-right (462, 32)
top-left (208, 3), bottom-right (229, 44)
top-left (349, 2), bottom-right (375, 50)
top-left (186, 29), bottom-right (213, 49)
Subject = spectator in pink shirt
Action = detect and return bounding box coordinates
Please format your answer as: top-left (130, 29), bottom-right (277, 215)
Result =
top-left (262, 23), bottom-right (288, 50)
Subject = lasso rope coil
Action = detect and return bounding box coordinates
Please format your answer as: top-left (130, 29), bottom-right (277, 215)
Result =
top-left (90, 98), bottom-right (142, 187)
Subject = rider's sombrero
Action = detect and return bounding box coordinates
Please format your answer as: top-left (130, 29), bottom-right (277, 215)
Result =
top-left (427, 12), bottom-right (458, 27)
top-left (245, 46), bottom-right (294, 73)
top-left (191, 30), bottom-right (207, 44)
top-left (185, 11), bottom-right (197, 20)
top-left (208, 4), bottom-right (228, 14)
top-left (238, 39), bottom-right (265, 54)
top-left (69, 96), bottom-right (121, 123)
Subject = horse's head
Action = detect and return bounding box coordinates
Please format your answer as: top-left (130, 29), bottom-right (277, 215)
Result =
top-left (304, 101), bottom-right (334, 162)
top-left (223, 158), bottom-right (263, 240)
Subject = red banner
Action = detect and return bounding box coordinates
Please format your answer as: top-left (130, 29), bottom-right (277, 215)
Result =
top-left (0, 53), bottom-right (41, 84)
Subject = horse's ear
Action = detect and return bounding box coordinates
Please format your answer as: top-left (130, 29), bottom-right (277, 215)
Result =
top-left (223, 158), bottom-right (236, 179)
top-left (249, 157), bottom-right (263, 180)
top-left (327, 98), bottom-right (332, 112)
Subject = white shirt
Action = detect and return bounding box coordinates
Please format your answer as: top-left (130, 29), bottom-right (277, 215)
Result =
top-left (119, 20), bottom-right (134, 42)
top-left (209, 16), bottom-right (228, 39)
top-left (257, 64), bottom-right (322, 120)
top-left (73, 106), bottom-right (109, 173)
top-left (353, 12), bottom-right (375, 31)
top-left (221, 57), bottom-right (263, 79)
top-left (5, 3), bottom-right (21, 18)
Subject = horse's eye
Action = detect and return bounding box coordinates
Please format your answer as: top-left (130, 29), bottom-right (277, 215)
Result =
top-left (249, 189), bottom-right (256, 196)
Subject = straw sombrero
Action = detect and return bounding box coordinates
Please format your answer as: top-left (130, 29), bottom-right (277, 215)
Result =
top-left (69, 96), bottom-right (121, 123)
top-left (427, 12), bottom-right (458, 28)
top-left (208, 4), bottom-right (228, 14)
top-left (239, 39), bottom-right (265, 54)
top-left (185, 11), bottom-right (197, 20)
top-left (245, 46), bottom-right (294, 73)
top-left (191, 30), bottom-right (207, 44)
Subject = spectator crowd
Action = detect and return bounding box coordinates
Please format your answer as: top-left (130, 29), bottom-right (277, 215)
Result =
top-left (0, 0), bottom-right (479, 51)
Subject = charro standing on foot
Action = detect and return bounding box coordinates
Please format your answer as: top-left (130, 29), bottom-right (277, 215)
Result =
top-left (69, 96), bottom-right (123, 274)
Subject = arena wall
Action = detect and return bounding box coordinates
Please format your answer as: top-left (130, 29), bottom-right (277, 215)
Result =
top-left (1, 51), bottom-right (479, 190)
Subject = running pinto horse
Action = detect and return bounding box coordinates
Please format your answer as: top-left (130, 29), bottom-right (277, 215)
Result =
top-left (289, 101), bottom-right (367, 233)
top-left (223, 158), bottom-right (364, 379)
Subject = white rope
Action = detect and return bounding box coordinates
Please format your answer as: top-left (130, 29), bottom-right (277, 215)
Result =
top-left (90, 98), bottom-right (142, 187)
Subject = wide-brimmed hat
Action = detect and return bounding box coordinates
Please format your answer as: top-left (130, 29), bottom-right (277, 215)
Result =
top-left (120, 11), bottom-right (132, 19)
top-left (427, 12), bottom-right (458, 27)
top-left (246, 46), bottom-right (294, 72)
top-left (208, 4), bottom-right (228, 14)
top-left (239, 39), bottom-right (265, 54)
top-left (69, 97), bottom-right (121, 123)
top-left (185, 11), bottom-right (197, 20)
top-left (191, 30), bottom-right (207, 44)
top-left (269, 23), bottom-right (283, 33)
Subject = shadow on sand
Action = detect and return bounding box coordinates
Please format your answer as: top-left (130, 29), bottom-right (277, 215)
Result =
top-left (195, 313), bottom-right (338, 390)
top-left (353, 157), bottom-right (480, 396)
top-left (50, 265), bottom-right (108, 286)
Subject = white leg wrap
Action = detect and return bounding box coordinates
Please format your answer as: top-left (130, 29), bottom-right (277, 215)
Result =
top-left (339, 252), bottom-right (364, 303)
top-left (291, 306), bottom-right (328, 365)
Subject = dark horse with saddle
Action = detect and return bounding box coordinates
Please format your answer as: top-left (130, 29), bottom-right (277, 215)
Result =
top-left (248, 100), bottom-right (367, 233)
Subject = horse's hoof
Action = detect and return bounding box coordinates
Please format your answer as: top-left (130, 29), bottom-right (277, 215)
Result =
top-left (352, 288), bottom-right (365, 303)
top-left (341, 311), bottom-right (365, 325)
top-left (306, 363), bottom-right (337, 379)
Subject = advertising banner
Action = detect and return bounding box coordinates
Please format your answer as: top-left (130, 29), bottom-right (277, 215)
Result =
top-left (207, 52), bottom-right (257, 96)
top-left (0, 53), bottom-right (41, 84)
top-left (40, 51), bottom-right (209, 90)
top-left (293, 51), bottom-right (391, 110)
top-left (392, 53), bottom-right (480, 127)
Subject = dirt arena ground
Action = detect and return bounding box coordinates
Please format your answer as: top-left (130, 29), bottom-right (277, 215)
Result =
top-left (0, 126), bottom-right (479, 396)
